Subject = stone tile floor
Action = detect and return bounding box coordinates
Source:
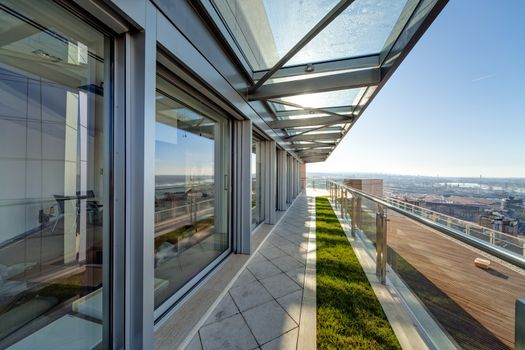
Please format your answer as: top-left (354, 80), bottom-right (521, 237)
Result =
top-left (185, 194), bottom-right (314, 350)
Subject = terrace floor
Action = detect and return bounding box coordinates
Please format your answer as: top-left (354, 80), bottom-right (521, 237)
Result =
top-left (183, 194), bottom-right (316, 350)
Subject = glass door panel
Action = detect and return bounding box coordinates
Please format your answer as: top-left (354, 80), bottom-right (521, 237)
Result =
top-left (154, 75), bottom-right (229, 310)
top-left (0, 1), bottom-right (109, 348)
top-left (251, 137), bottom-right (264, 229)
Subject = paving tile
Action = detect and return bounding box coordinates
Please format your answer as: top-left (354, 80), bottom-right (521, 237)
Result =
top-left (285, 267), bottom-right (306, 287)
top-left (260, 273), bottom-right (301, 299)
top-left (260, 327), bottom-right (298, 350)
top-left (199, 314), bottom-right (258, 350)
top-left (232, 269), bottom-right (257, 289)
top-left (271, 255), bottom-right (305, 273)
top-left (184, 333), bottom-right (202, 350)
top-left (259, 244), bottom-right (288, 260)
top-left (242, 300), bottom-right (297, 345)
top-left (247, 260), bottom-right (282, 280)
top-left (248, 252), bottom-right (268, 266)
top-left (276, 290), bottom-right (303, 323)
top-left (266, 234), bottom-right (293, 248)
top-left (203, 293), bottom-right (239, 326)
top-left (229, 279), bottom-right (273, 312)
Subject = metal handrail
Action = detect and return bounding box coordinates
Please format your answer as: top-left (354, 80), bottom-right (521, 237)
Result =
top-left (384, 196), bottom-right (523, 245)
top-left (328, 180), bottom-right (525, 271)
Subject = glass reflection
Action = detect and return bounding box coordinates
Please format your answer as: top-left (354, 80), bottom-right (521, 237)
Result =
top-left (154, 76), bottom-right (229, 308)
top-left (251, 137), bottom-right (264, 229)
top-left (0, 0), bottom-right (107, 348)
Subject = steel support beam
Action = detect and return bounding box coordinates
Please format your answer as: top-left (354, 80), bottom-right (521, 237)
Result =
top-left (269, 99), bottom-right (352, 119)
top-left (286, 141), bottom-right (336, 147)
top-left (268, 115), bottom-right (352, 129)
top-left (248, 67), bottom-right (380, 100)
top-left (252, 54), bottom-right (379, 81)
top-left (274, 106), bottom-right (353, 118)
top-left (250, 0), bottom-right (356, 91)
top-left (297, 151), bottom-right (331, 158)
top-left (285, 132), bottom-right (342, 142)
top-left (290, 126), bottom-right (344, 133)
top-left (303, 158), bottom-right (327, 163)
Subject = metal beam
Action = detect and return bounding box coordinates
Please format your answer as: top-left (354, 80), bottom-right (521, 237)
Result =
top-left (289, 126), bottom-right (343, 134)
top-left (250, 0), bottom-right (356, 92)
top-left (275, 106), bottom-right (353, 118)
top-left (270, 99), bottom-right (351, 119)
top-left (248, 67), bottom-right (381, 100)
top-left (286, 132), bottom-right (342, 142)
top-left (297, 150), bottom-right (332, 157)
top-left (287, 143), bottom-right (336, 150)
top-left (252, 54), bottom-right (380, 81)
top-left (303, 157), bottom-right (327, 163)
top-left (292, 144), bottom-right (335, 152)
top-left (298, 155), bottom-right (331, 161)
top-left (268, 115), bottom-right (352, 129)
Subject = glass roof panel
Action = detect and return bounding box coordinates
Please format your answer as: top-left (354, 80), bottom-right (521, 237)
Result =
top-left (275, 88), bottom-right (363, 109)
top-left (286, 0), bottom-right (408, 67)
top-left (211, 0), bottom-right (339, 71)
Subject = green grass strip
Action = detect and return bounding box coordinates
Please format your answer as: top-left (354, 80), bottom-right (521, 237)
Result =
top-left (316, 196), bottom-right (401, 350)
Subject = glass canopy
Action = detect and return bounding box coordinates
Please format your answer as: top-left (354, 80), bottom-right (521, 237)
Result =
top-left (206, 0), bottom-right (446, 162)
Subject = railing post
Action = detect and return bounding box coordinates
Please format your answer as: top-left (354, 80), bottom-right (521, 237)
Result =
top-left (376, 205), bottom-right (387, 284)
top-left (356, 196), bottom-right (362, 232)
top-left (351, 196), bottom-right (358, 236)
top-left (517, 300), bottom-right (525, 350)
top-left (340, 187), bottom-right (344, 218)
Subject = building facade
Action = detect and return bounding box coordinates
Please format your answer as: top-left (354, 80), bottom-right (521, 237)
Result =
top-left (0, 0), bottom-right (445, 348)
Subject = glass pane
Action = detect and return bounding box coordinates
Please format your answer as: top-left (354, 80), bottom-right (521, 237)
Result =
top-left (387, 210), bottom-right (525, 349)
top-left (211, 0), bottom-right (339, 70)
top-left (287, 0), bottom-right (408, 66)
top-left (251, 136), bottom-right (264, 229)
top-left (274, 88), bottom-right (363, 110)
top-left (154, 76), bottom-right (229, 308)
top-left (0, 1), bottom-right (107, 347)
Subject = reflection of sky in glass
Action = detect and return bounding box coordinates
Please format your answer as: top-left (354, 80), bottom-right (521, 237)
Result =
top-left (155, 122), bottom-right (214, 176)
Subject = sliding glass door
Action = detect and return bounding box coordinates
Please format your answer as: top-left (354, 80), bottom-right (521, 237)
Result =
top-left (251, 136), bottom-right (264, 229)
top-left (0, 1), bottom-right (110, 347)
top-left (154, 74), bottom-right (230, 314)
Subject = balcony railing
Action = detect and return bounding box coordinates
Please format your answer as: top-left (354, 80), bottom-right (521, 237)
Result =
top-left (326, 180), bottom-right (525, 350)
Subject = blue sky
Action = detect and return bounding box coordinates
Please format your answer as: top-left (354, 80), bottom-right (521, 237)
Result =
top-left (156, 122), bottom-right (214, 176)
top-left (307, 0), bottom-right (525, 177)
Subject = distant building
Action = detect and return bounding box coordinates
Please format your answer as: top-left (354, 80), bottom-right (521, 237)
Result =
top-left (420, 202), bottom-right (484, 223)
top-left (479, 210), bottom-right (519, 235)
top-left (344, 179), bottom-right (384, 197)
top-left (501, 196), bottom-right (524, 216)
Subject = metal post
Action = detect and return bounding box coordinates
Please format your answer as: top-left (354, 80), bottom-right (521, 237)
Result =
top-left (376, 205), bottom-right (388, 284)
top-left (340, 187), bottom-right (344, 218)
top-left (356, 197), bottom-right (362, 231)
top-left (351, 196), bottom-right (358, 236)
top-left (517, 300), bottom-right (525, 350)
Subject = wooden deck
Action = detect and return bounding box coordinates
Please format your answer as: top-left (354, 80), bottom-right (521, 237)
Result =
top-left (386, 212), bottom-right (525, 349)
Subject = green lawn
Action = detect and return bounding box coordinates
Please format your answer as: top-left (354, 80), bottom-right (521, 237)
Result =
top-left (316, 196), bottom-right (401, 350)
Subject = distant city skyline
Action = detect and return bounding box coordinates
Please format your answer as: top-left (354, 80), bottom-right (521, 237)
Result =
top-left (307, 0), bottom-right (525, 178)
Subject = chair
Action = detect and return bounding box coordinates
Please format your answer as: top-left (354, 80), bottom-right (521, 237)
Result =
top-left (76, 191), bottom-right (103, 225)
top-left (52, 195), bottom-right (77, 233)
